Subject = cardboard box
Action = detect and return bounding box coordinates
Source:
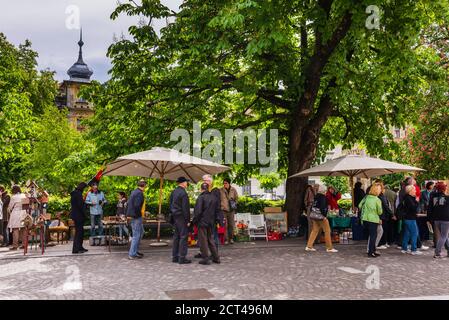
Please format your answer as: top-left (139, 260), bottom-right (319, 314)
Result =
top-left (89, 236), bottom-right (106, 246)
top-left (263, 207), bottom-right (283, 213)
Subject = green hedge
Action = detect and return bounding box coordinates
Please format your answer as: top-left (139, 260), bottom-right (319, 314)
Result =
top-left (48, 195), bottom-right (285, 217)
top-left (47, 196), bottom-right (71, 215)
top-left (236, 196), bottom-right (285, 214)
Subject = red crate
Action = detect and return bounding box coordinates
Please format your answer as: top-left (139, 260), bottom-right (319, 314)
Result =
top-left (267, 231), bottom-right (283, 241)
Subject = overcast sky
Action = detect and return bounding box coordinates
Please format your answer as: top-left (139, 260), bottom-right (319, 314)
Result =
top-left (0, 0), bottom-right (182, 83)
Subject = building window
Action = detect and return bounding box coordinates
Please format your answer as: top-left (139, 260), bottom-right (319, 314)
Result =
top-left (242, 181), bottom-right (251, 195)
top-left (264, 188), bottom-right (273, 194)
top-left (394, 128), bottom-right (401, 139)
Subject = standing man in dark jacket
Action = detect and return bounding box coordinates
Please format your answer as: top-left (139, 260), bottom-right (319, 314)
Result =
top-left (169, 177), bottom-right (191, 264)
top-left (0, 186), bottom-right (11, 247)
top-left (70, 182), bottom-right (88, 254)
top-left (202, 174), bottom-right (224, 249)
top-left (192, 183), bottom-right (221, 265)
top-left (126, 180), bottom-right (147, 260)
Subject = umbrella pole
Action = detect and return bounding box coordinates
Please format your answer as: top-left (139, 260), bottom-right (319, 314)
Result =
top-left (157, 175), bottom-right (164, 242)
top-left (349, 175), bottom-right (355, 214)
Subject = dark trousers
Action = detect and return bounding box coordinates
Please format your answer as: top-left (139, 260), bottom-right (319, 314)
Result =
top-left (365, 221), bottom-right (378, 255)
top-left (378, 220), bottom-right (395, 246)
top-left (172, 217), bottom-right (188, 259)
top-left (72, 220), bottom-right (84, 253)
top-left (0, 220), bottom-right (8, 246)
top-left (198, 226), bottom-right (219, 260)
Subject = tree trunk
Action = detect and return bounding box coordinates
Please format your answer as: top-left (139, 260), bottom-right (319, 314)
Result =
top-left (285, 117), bottom-right (322, 227)
top-left (283, 10), bottom-right (353, 227)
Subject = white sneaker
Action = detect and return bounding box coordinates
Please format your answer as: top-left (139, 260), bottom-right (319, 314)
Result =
top-left (326, 248), bottom-right (338, 253)
top-left (420, 245), bottom-right (429, 251)
top-left (385, 244), bottom-right (390, 248)
top-left (396, 246), bottom-right (403, 250)
top-left (377, 245), bottom-right (388, 250)
top-left (411, 251), bottom-right (423, 255)
top-left (401, 250), bottom-right (410, 254)
top-left (305, 247), bottom-right (316, 252)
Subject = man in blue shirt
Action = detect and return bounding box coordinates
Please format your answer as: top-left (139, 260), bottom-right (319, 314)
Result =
top-left (85, 183), bottom-right (107, 236)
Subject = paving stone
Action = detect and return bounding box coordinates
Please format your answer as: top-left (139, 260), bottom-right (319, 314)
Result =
top-left (0, 239), bottom-right (448, 299)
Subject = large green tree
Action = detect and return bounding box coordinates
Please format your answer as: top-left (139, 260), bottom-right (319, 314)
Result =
top-left (84, 0), bottom-right (449, 226)
top-left (20, 105), bottom-right (98, 194)
top-left (0, 33), bottom-right (58, 183)
top-left (399, 24), bottom-right (449, 180)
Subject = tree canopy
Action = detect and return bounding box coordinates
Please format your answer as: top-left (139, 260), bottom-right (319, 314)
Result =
top-left (0, 33), bottom-right (58, 183)
top-left (83, 0), bottom-right (449, 225)
top-left (399, 24), bottom-right (449, 180)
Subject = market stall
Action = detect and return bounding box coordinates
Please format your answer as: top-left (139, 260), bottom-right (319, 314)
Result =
top-left (103, 147), bottom-right (230, 246)
top-left (22, 181), bottom-right (51, 255)
top-left (288, 153), bottom-right (425, 243)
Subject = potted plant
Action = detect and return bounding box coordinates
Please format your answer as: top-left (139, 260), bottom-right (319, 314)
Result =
top-left (337, 199), bottom-right (353, 216)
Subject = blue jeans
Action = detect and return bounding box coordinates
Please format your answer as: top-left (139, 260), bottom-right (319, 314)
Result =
top-left (402, 219), bottom-right (418, 252)
top-left (213, 226), bottom-right (219, 250)
top-left (129, 217), bottom-right (143, 257)
top-left (90, 215), bottom-right (103, 236)
top-left (118, 225), bottom-right (129, 238)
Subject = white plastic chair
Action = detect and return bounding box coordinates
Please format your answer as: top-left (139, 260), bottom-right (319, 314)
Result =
top-left (249, 214), bottom-right (268, 242)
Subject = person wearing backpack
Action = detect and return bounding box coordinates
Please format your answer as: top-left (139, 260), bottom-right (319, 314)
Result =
top-left (305, 185), bottom-right (338, 253)
top-left (428, 182), bottom-right (449, 259)
top-left (401, 185), bottom-right (422, 255)
top-left (359, 183), bottom-right (383, 258)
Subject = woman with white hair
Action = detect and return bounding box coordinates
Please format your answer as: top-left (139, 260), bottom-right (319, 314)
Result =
top-left (305, 184), bottom-right (338, 253)
top-left (401, 184), bottom-right (422, 255)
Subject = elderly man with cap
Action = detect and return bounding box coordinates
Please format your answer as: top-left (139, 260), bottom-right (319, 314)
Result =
top-left (169, 177), bottom-right (191, 264)
top-left (126, 180), bottom-right (147, 260)
top-left (192, 183), bottom-right (221, 265)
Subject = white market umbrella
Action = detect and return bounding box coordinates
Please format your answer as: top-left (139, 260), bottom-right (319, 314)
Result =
top-left (104, 147), bottom-right (230, 244)
top-left (288, 154), bottom-right (425, 211)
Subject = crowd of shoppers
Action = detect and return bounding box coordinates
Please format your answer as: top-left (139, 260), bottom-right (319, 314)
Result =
top-left (4, 174), bottom-right (445, 263)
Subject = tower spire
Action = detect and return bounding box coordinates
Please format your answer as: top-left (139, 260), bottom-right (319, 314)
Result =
top-left (77, 28), bottom-right (84, 63)
top-left (67, 28), bottom-right (93, 81)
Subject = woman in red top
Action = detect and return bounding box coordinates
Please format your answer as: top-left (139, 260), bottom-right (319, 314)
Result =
top-left (326, 186), bottom-right (341, 211)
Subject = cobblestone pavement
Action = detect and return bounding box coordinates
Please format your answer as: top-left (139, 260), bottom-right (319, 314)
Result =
top-left (0, 238), bottom-right (449, 300)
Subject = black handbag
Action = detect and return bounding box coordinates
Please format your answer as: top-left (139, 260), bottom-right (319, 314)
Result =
top-left (229, 199), bottom-right (237, 211)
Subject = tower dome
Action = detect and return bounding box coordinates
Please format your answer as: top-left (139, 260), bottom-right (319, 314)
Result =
top-left (67, 29), bottom-right (93, 82)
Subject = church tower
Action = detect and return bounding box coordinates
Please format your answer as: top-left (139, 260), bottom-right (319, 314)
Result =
top-left (56, 29), bottom-right (94, 131)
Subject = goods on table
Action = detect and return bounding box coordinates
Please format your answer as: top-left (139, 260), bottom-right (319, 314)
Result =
top-left (235, 220), bottom-right (250, 242)
top-left (89, 236), bottom-right (107, 246)
top-left (267, 230), bottom-right (282, 241)
top-left (319, 231), bottom-right (340, 243)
